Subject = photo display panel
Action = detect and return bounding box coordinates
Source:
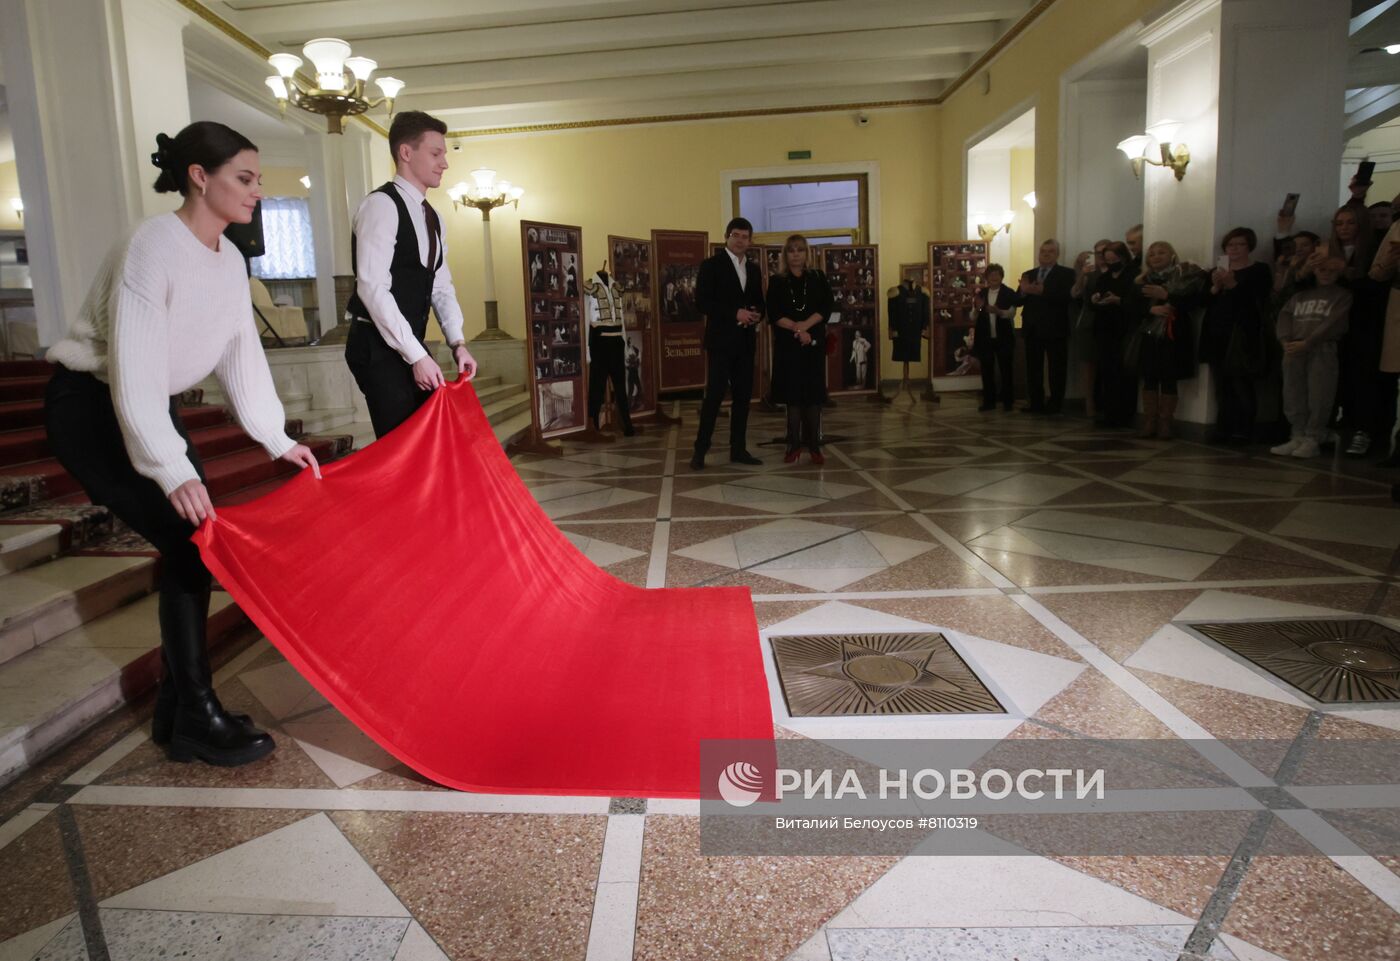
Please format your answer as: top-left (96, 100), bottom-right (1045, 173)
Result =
top-left (652, 229), bottom-right (710, 392)
top-left (821, 244), bottom-right (881, 393)
top-left (928, 240), bottom-right (989, 377)
top-left (522, 221), bottom-right (587, 437)
top-left (608, 234), bottom-right (659, 417)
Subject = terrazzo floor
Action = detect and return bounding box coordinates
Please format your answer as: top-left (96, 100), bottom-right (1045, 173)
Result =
top-left (3, 393), bottom-right (1400, 961)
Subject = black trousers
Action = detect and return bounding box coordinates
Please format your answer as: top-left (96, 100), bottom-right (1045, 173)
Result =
top-left (587, 329), bottom-right (632, 432)
top-left (1211, 363), bottom-right (1257, 440)
top-left (977, 336), bottom-right (1015, 409)
top-left (1024, 334), bottom-right (1068, 411)
top-left (345, 321), bottom-right (431, 439)
top-left (694, 347), bottom-right (754, 455)
top-left (45, 365), bottom-right (215, 706)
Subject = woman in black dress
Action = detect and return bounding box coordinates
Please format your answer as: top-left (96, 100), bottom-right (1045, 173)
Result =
top-left (1201, 227), bottom-right (1274, 443)
top-left (1090, 241), bottom-right (1138, 428)
top-left (767, 234), bottom-right (834, 464)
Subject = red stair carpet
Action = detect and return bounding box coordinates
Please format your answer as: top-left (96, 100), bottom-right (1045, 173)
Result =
top-left (194, 379), bottom-right (774, 798)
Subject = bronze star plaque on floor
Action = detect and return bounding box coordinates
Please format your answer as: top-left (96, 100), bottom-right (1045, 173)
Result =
top-left (1190, 618), bottom-right (1400, 703)
top-left (769, 632), bottom-right (1004, 716)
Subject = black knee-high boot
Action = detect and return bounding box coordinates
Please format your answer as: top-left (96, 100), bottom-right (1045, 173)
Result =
top-left (151, 647), bottom-right (256, 747)
top-left (162, 582), bottom-right (275, 766)
top-left (802, 404), bottom-right (822, 453)
top-left (785, 406), bottom-right (802, 453)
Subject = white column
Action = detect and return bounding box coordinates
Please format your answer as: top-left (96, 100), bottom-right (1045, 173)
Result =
top-left (304, 130), bottom-right (355, 340)
top-left (1140, 0), bottom-right (1349, 426)
top-left (0, 0), bottom-right (189, 348)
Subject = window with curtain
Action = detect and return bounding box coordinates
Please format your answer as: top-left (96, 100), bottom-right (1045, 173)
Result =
top-left (252, 197), bottom-right (316, 280)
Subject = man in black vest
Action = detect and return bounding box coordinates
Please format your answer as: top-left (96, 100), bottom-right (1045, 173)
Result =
top-left (690, 217), bottom-right (765, 469)
top-left (345, 111), bottom-right (477, 439)
top-left (1016, 240), bottom-right (1076, 415)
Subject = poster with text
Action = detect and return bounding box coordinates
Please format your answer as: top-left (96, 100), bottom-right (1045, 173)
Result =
top-left (652, 229), bottom-right (709, 392)
top-left (928, 240), bottom-right (989, 376)
top-left (608, 235), bottom-right (658, 417)
top-left (522, 221), bottom-right (587, 437)
top-left (820, 244), bottom-right (880, 393)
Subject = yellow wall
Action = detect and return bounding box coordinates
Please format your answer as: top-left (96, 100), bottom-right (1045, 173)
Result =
top-left (429, 108), bottom-right (940, 373)
top-left (0, 162), bottom-right (23, 231)
top-left (1009, 146), bottom-right (1036, 282)
top-left (938, 0), bottom-right (1164, 246)
top-left (260, 165), bottom-right (310, 199)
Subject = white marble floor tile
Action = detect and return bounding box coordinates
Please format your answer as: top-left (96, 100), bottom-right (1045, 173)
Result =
top-left (394, 922), bottom-right (450, 961)
top-left (1127, 625), bottom-right (1312, 707)
top-left (512, 459), bottom-right (612, 478)
top-left (560, 531), bottom-right (646, 568)
top-left (763, 600), bottom-right (931, 637)
top-left (1217, 933), bottom-right (1292, 961)
top-left (728, 475), bottom-right (869, 500)
top-left (240, 661), bottom-right (330, 721)
top-left (283, 712), bottom-right (399, 788)
top-left (523, 480), bottom-right (607, 500)
top-left (1018, 509), bottom-right (1242, 554)
top-left (1271, 500), bottom-right (1400, 549)
top-left (99, 813), bottom-right (409, 918)
top-left (0, 803), bottom-right (54, 851)
top-left (540, 487), bottom-right (652, 520)
top-left (679, 484), bottom-right (828, 514)
top-left (822, 854), bottom-right (1193, 930)
top-left (894, 468), bottom-right (1019, 496)
top-left (30, 918), bottom-right (85, 961)
top-left (975, 525), bottom-right (1224, 580)
top-left (1117, 465), bottom-right (1306, 497)
top-left (674, 520), bottom-right (853, 569)
top-left (0, 914), bottom-right (74, 961)
top-left (952, 633), bottom-right (1085, 718)
top-left (563, 451), bottom-right (661, 469)
top-left (747, 565), bottom-right (887, 592)
top-left (961, 474), bottom-right (1090, 505)
top-left (1173, 589), bottom-right (1353, 622)
top-left (826, 925), bottom-right (1234, 961)
top-left (99, 909), bottom-right (408, 961)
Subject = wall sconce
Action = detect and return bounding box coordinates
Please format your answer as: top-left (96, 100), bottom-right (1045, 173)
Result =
top-left (8, 198), bottom-right (22, 221)
top-left (1023, 191), bottom-right (1038, 209)
top-left (299, 175), bottom-right (311, 189)
top-left (974, 209), bottom-right (1015, 242)
top-left (1117, 119), bottom-right (1191, 181)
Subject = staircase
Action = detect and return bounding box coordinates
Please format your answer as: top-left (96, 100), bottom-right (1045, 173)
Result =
top-left (0, 357), bottom-right (527, 785)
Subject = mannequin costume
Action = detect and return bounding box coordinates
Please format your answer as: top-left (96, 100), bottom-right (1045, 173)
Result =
top-left (889, 281), bottom-right (930, 362)
top-left (583, 270), bottom-right (634, 435)
top-left (345, 176), bottom-right (467, 439)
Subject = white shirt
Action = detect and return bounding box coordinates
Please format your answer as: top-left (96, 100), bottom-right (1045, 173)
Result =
top-left (351, 174), bottom-right (467, 365)
top-left (48, 214), bottom-right (294, 494)
top-left (725, 247), bottom-right (748, 291)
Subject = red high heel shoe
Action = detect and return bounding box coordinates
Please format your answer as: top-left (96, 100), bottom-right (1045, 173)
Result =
top-left (810, 450), bottom-right (826, 466)
top-left (783, 448), bottom-right (801, 464)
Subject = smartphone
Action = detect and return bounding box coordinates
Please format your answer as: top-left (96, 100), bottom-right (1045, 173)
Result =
top-left (1216, 255), bottom-right (1230, 271)
top-left (1358, 160), bottom-right (1376, 184)
top-left (1281, 193), bottom-right (1300, 217)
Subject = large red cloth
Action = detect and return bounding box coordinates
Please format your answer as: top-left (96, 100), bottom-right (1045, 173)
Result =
top-left (193, 379), bottom-right (772, 797)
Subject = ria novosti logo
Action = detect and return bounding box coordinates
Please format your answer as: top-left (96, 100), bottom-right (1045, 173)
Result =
top-left (717, 760), bottom-right (765, 807)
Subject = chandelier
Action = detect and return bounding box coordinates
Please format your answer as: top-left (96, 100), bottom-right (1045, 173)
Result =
top-left (265, 38), bottom-right (404, 135)
top-left (447, 168), bottom-right (525, 215)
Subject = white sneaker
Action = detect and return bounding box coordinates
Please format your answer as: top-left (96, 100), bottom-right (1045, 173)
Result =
top-left (1346, 431), bottom-right (1371, 456)
top-left (1291, 438), bottom-right (1321, 458)
top-left (1271, 438), bottom-right (1302, 456)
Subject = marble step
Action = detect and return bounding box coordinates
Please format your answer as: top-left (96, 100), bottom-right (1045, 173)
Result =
top-left (295, 407), bottom-right (357, 434)
top-left (0, 592), bottom-right (247, 785)
top-left (482, 390), bottom-right (531, 425)
top-left (492, 409), bottom-right (534, 448)
top-left (0, 523), bottom-right (64, 576)
top-left (0, 555), bottom-right (157, 668)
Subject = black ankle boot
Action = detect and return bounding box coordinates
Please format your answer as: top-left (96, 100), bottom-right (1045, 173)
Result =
top-left (152, 671), bottom-right (257, 747)
top-left (160, 586), bottom-right (275, 766)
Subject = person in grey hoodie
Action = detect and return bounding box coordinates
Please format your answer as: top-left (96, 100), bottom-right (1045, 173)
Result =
top-left (1271, 257), bottom-right (1351, 459)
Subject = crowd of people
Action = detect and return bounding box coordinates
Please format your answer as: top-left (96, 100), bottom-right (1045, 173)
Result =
top-left (974, 180), bottom-right (1400, 465)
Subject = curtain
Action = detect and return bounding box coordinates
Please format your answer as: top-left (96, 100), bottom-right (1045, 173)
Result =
top-left (252, 197), bottom-right (316, 280)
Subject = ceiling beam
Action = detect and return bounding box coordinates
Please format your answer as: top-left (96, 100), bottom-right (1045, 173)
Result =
top-left (387, 24), bottom-right (993, 93)
top-left (397, 56), bottom-right (962, 113)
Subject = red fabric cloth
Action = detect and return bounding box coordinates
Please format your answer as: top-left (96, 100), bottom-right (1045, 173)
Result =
top-left (193, 379), bottom-right (773, 797)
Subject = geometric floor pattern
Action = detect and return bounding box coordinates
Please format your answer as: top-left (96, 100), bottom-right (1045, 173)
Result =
top-left (5, 393), bottom-right (1400, 961)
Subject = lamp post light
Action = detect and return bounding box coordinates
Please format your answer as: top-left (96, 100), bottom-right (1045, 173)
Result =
top-left (448, 168), bottom-right (525, 341)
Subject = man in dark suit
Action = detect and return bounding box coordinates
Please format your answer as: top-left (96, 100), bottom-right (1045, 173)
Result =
top-left (691, 217), bottom-right (766, 469)
top-left (1017, 240), bottom-right (1077, 414)
top-left (973, 264), bottom-right (1021, 412)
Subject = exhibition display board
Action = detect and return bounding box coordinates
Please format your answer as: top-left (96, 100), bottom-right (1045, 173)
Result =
top-left (928, 240), bottom-right (990, 377)
top-left (522, 220), bottom-right (588, 439)
top-left (607, 234), bottom-right (659, 418)
top-left (652, 229), bottom-right (710, 393)
top-left (821, 244), bottom-right (881, 393)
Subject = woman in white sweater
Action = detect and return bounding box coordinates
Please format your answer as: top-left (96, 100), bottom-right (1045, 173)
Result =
top-left (45, 122), bottom-right (320, 767)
